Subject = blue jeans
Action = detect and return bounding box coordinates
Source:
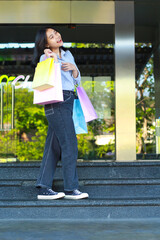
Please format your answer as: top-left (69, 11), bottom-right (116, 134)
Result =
top-left (35, 91), bottom-right (79, 191)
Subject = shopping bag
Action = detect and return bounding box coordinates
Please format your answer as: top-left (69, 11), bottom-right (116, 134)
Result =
top-left (32, 58), bottom-right (55, 91)
top-left (33, 62), bottom-right (63, 105)
top-left (76, 86), bottom-right (98, 122)
top-left (73, 99), bottom-right (88, 134)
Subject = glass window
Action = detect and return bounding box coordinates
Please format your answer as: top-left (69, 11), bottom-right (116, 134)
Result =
top-left (135, 43), bottom-right (155, 159)
top-left (0, 26), bottom-right (115, 162)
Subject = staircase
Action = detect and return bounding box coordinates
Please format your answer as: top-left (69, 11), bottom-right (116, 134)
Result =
top-left (0, 161), bottom-right (160, 219)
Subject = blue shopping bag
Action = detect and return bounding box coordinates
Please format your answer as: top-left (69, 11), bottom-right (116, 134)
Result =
top-left (73, 99), bottom-right (88, 134)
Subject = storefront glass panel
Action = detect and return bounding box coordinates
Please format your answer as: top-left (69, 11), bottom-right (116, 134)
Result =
top-left (135, 43), bottom-right (156, 159)
top-left (0, 26), bottom-right (115, 162)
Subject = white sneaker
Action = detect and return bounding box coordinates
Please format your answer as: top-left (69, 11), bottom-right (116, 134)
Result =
top-left (64, 189), bottom-right (89, 200)
top-left (37, 187), bottom-right (65, 200)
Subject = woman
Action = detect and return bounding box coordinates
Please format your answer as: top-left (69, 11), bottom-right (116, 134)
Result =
top-left (33, 27), bottom-right (89, 200)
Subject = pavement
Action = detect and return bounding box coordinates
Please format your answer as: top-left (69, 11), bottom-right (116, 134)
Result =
top-left (0, 218), bottom-right (160, 240)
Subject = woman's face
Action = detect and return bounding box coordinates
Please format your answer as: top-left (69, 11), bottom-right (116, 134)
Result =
top-left (46, 28), bottom-right (63, 49)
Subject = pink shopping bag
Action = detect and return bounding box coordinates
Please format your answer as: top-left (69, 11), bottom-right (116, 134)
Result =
top-left (33, 62), bottom-right (63, 105)
top-left (77, 86), bottom-right (98, 122)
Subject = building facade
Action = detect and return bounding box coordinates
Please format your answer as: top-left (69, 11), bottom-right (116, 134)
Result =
top-left (0, 0), bottom-right (159, 162)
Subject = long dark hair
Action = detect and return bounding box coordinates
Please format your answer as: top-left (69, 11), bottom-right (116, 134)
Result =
top-left (32, 26), bottom-right (66, 67)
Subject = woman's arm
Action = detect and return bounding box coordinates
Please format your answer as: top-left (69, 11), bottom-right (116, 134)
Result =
top-left (72, 67), bottom-right (79, 78)
top-left (66, 50), bottom-right (81, 86)
top-left (61, 60), bottom-right (81, 86)
top-left (71, 63), bottom-right (81, 86)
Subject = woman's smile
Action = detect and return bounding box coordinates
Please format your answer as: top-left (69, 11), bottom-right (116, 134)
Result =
top-left (57, 39), bottom-right (62, 43)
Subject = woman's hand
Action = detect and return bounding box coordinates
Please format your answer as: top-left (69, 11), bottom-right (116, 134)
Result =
top-left (61, 62), bottom-right (79, 78)
top-left (44, 49), bottom-right (58, 62)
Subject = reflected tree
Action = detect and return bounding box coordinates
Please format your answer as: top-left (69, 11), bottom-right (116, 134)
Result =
top-left (136, 54), bottom-right (155, 154)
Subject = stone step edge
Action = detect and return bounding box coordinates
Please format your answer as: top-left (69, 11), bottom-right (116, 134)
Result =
top-left (1, 179), bottom-right (160, 186)
top-left (1, 198), bottom-right (160, 207)
top-left (1, 161), bottom-right (160, 168)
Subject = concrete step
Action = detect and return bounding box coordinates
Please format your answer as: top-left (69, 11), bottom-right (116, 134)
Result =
top-left (0, 199), bottom-right (160, 219)
top-left (0, 161), bottom-right (160, 180)
top-left (0, 179), bottom-right (160, 200)
top-left (1, 162), bottom-right (160, 219)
